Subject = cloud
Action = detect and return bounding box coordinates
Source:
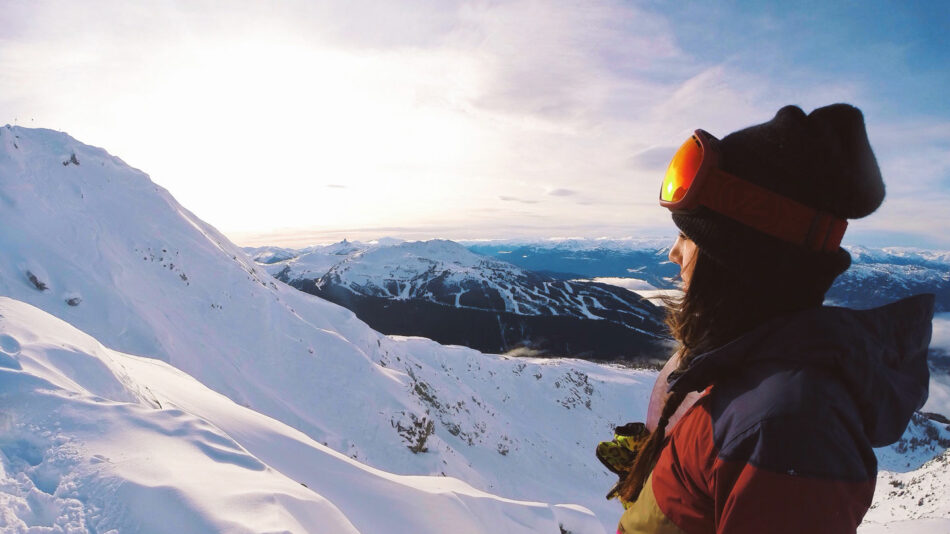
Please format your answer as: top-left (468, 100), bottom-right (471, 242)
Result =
top-left (449, 1), bottom-right (683, 124)
top-left (1, 1), bottom-right (946, 248)
top-left (846, 193), bottom-right (950, 248)
top-left (498, 195), bottom-right (539, 204)
top-left (867, 118), bottom-right (950, 194)
top-left (628, 146), bottom-right (675, 170)
top-left (932, 313), bottom-right (950, 351)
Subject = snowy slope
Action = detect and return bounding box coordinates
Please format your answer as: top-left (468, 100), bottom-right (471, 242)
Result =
top-left (0, 125), bottom-right (655, 531)
top-left (0, 297), bottom-right (600, 533)
top-left (863, 449), bottom-right (950, 532)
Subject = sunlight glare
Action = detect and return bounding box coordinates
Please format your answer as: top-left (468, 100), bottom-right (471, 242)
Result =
top-left (128, 37), bottom-right (484, 232)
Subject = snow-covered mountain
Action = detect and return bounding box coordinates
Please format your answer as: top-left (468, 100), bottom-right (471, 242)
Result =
top-left (0, 124), bottom-right (654, 532)
top-left (827, 246), bottom-right (950, 312)
top-left (261, 238), bottom-right (665, 323)
top-left (254, 239), bottom-right (668, 360)
top-left (1, 124), bottom-right (947, 532)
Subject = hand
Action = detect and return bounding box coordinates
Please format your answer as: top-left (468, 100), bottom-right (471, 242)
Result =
top-left (596, 422), bottom-right (650, 506)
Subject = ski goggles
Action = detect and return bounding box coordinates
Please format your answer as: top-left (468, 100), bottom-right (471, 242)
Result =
top-left (659, 129), bottom-right (847, 252)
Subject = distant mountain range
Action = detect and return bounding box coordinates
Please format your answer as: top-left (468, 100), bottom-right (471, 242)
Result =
top-left (827, 246), bottom-right (950, 312)
top-left (248, 239), bottom-right (670, 361)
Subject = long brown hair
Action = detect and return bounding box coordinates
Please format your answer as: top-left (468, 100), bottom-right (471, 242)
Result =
top-left (618, 246), bottom-right (820, 503)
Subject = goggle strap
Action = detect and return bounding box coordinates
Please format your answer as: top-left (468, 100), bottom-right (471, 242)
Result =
top-left (704, 169), bottom-right (847, 252)
top-left (823, 217), bottom-right (848, 252)
top-left (806, 212), bottom-right (849, 253)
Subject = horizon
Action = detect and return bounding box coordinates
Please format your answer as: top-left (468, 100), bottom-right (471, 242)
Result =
top-left (234, 225), bottom-right (947, 252)
top-left (2, 1), bottom-right (948, 249)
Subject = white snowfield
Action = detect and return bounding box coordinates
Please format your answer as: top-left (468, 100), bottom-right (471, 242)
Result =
top-left (863, 449), bottom-right (950, 533)
top-left (0, 124), bottom-right (947, 532)
top-left (0, 298), bottom-right (599, 533)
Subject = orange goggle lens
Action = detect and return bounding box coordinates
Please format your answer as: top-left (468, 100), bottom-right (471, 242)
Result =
top-left (660, 135), bottom-right (703, 203)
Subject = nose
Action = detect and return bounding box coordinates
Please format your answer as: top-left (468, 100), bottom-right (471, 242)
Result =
top-left (669, 236), bottom-right (683, 266)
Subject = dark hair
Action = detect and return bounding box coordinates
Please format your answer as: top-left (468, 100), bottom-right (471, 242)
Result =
top-left (618, 245), bottom-right (821, 503)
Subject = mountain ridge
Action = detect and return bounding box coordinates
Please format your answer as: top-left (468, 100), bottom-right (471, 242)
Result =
top-left (257, 238), bottom-right (670, 360)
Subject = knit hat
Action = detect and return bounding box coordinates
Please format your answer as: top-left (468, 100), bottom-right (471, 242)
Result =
top-left (672, 104), bottom-right (884, 301)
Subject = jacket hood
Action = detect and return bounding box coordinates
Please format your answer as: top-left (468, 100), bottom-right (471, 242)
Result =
top-left (669, 294), bottom-right (935, 447)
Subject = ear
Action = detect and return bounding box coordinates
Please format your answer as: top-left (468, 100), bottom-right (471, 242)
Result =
top-left (807, 104), bottom-right (885, 219)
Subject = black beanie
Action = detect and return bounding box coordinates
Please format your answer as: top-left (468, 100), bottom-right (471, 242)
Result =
top-left (672, 104), bottom-right (884, 302)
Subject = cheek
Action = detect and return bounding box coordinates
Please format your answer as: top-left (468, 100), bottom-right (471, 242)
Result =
top-left (683, 248), bottom-right (699, 280)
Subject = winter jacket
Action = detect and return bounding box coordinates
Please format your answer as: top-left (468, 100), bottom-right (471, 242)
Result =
top-left (618, 294), bottom-right (934, 534)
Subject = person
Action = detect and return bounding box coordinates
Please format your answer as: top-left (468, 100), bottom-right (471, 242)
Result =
top-left (610, 104), bottom-right (934, 533)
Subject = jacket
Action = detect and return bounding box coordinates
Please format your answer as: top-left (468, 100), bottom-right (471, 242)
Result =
top-left (618, 294), bottom-right (934, 534)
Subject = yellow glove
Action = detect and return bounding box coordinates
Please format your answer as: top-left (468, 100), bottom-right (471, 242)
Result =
top-left (595, 422), bottom-right (650, 508)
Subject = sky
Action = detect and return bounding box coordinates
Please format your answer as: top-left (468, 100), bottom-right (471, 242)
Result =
top-left (1, 0), bottom-right (948, 248)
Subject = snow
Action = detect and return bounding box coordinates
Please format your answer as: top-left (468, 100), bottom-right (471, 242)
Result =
top-left (575, 277), bottom-right (682, 308)
top-left (258, 238), bottom-right (665, 328)
top-left (265, 238), bottom-right (536, 305)
top-left (859, 518), bottom-right (950, 533)
top-left (0, 125), bottom-right (646, 532)
top-left (0, 297), bottom-right (601, 533)
top-left (846, 245), bottom-right (950, 268)
top-left (863, 450), bottom-right (950, 531)
top-left (584, 277), bottom-right (657, 292)
top-left (875, 414), bottom-right (950, 472)
top-left (0, 125), bottom-right (946, 533)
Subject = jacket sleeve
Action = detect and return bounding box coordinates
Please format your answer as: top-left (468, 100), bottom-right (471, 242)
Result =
top-left (710, 414), bottom-right (877, 534)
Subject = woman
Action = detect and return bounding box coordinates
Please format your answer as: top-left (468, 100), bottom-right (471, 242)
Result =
top-left (615, 104), bottom-right (934, 533)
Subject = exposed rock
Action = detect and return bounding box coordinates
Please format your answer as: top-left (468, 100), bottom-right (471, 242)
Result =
top-left (26, 271), bottom-right (48, 291)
